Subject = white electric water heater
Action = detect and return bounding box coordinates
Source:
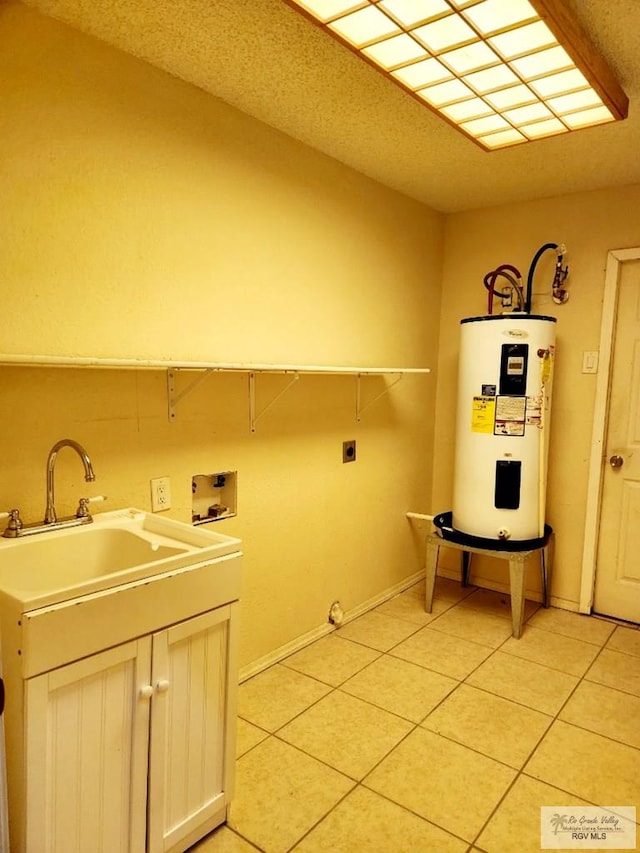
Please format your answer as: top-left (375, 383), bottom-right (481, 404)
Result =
top-left (451, 314), bottom-right (556, 543)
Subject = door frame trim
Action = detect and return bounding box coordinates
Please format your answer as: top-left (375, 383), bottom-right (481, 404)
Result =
top-left (580, 246), bottom-right (640, 612)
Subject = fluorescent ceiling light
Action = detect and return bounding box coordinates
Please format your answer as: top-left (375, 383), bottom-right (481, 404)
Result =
top-left (363, 32), bottom-right (426, 67)
top-left (392, 56), bottom-right (450, 88)
top-left (287, 0), bottom-right (628, 150)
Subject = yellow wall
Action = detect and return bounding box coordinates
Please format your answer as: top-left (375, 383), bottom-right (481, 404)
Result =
top-left (432, 184), bottom-right (640, 609)
top-left (4, 2), bottom-right (639, 666)
top-left (0, 4), bottom-right (443, 667)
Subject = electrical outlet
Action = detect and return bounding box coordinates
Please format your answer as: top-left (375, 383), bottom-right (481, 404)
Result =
top-left (342, 440), bottom-right (356, 463)
top-left (151, 476), bottom-right (171, 512)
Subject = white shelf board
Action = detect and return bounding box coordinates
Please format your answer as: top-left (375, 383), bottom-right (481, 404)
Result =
top-left (0, 354), bottom-right (430, 375)
top-left (0, 354), bottom-right (431, 431)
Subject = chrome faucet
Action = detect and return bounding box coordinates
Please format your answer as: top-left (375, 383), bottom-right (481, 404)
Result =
top-left (45, 439), bottom-right (96, 524)
top-left (1, 439), bottom-right (100, 538)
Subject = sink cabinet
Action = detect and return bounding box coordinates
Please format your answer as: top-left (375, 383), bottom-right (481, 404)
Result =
top-left (25, 637), bottom-right (152, 852)
top-left (148, 606), bottom-right (238, 853)
top-left (0, 550), bottom-right (241, 853)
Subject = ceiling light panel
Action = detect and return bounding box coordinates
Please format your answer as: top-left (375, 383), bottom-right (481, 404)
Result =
top-left (363, 33), bottom-right (426, 67)
top-left (479, 128), bottom-right (527, 148)
top-left (484, 84), bottom-right (537, 111)
top-left (417, 78), bottom-right (474, 106)
top-left (448, 0), bottom-right (487, 9)
top-left (293, 0), bottom-right (364, 23)
top-left (503, 101), bottom-right (552, 125)
top-left (489, 21), bottom-right (557, 59)
top-left (413, 15), bottom-right (477, 52)
top-left (440, 41), bottom-right (498, 75)
top-left (440, 97), bottom-right (493, 122)
top-left (379, 0), bottom-right (451, 27)
top-left (547, 89), bottom-right (602, 115)
top-left (286, 0), bottom-right (628, 150)
top-left (509, 45), bottom-right (572, 79)
top-left (462, 113), bottom-right (509, 136)
top-left (530, 68), bottom-right (589, 98)
top-left (328, 5), bottom-right (398, 46)
top-left (391, 57), bottom-right (451, 88)
top-left (463, 64), bottom-right (519, 93)
top-left (461, 0), bottom-right (537, 35)
top-left (520, 117), bottom-right (566, 138)
top-left (563, 105), bottom-right (614, 129)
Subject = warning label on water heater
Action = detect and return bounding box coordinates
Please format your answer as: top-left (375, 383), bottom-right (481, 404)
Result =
top-left (471, 396), bottom-right (496, 433)
top-left (494, 395), bottom-right (526, 437)
top-left (526, 395), bottom-right (543, 427)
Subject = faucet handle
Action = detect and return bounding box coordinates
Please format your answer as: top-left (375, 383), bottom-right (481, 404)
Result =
top-left (2, 509), bottom-right (23, 538)
top-left (76, 495), bottom-right (107, 519)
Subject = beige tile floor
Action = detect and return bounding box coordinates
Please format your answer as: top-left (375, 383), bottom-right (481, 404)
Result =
top-left (191, 578), bottom-right (640, 853)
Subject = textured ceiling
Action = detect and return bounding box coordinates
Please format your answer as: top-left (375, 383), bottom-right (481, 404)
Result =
top-left (19, 0), bottom-right (640, 211)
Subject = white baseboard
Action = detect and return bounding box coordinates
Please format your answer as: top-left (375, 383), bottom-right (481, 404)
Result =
top-left (436, 565), bottom-right (547, 604)
top-left (239, 567), bottom-right (584, 683)
top-left (548, 595), bottom-right (579, 612)
top-left (437, 565), bottom-right (581, 612)
top-left (239, 568), bottom-right (425, 683)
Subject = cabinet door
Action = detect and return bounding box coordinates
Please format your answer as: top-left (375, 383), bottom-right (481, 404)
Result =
top-left (147, 604), bottom-right (238, 853)
top-left (25, 638), bottom-right (152, 853)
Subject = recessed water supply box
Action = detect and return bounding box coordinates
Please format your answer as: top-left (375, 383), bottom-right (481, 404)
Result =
top-left (451, 314), bottom-right (556, 544)
top-left (192, 471), bottom-right (237, 524)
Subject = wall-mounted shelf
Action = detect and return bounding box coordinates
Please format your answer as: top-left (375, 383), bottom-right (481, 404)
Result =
top-left (167, 363), bottom-right (430, 430)
top-left (0, 355), bottom-right (431, 431)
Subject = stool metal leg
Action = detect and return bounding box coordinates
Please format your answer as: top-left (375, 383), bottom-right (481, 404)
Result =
top-left (508, 554), bottom-right (527, 639)
top-left (461, 551), bottom-right (472, 587)
top-left (541, 531), bottom-right (554, 608)
top-left (425, 537), bottom-right (440, 613)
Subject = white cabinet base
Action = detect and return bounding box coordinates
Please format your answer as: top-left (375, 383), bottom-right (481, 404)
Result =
top-left (25, 640), bottom-right (152, 853)
top-left (1, 551), bottom-right (241, 853)
top-left (148, 606), bottom-right (238, 853)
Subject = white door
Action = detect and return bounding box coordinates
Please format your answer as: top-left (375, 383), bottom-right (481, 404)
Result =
top-left (594, 257), bottom-right (640, 622)
top-left (24, 639), bottom-right (152, 853)
top-left (147, 605), bottom-right (238, 853)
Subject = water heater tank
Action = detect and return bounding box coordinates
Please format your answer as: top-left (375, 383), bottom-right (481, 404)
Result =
top-left (452, 314), bottom-right (556, 543)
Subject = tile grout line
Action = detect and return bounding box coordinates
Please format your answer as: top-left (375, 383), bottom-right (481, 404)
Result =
top-left (285, 785), bottom-right (355, 853)
top-left (467, 621), bottom-right (635, 850)
top-left (415, 605), bottom-right (604, 849)
top-left (261, 619), bottom-right (480, 851)
top-left (231, 600), bottom-right (638, 853)
top-left (238, 598), bottom-right (600, 763)
top-left (262, 611), bottom-right (521, 850)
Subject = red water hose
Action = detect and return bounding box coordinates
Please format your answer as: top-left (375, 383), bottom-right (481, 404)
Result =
top-left (484, 264), bottom-right (523, 314)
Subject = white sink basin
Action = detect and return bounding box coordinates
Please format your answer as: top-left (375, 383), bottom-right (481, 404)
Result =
top-left (0, 508), bottom-right (241, 609)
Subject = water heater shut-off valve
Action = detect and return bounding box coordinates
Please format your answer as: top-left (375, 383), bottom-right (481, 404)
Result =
top-left (552, 244), bottom-right (569, 304)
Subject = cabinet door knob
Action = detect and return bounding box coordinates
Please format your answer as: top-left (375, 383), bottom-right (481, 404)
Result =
top-left (139, 685), bottom-right (154, 699)
top-left (156, 679), bottom-right (170, 693)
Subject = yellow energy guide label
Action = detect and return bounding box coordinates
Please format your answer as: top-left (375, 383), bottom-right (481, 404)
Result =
top-left (471, 396), bottom-right (496, 434)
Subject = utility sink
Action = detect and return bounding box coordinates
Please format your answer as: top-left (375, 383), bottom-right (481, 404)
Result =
top-left (0, 507), bottom-right (241, 610)
top-left (0, 504), bottom-right (242, 853)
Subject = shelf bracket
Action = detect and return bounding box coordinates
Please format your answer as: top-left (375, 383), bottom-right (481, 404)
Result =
top-left (249, 371), bottom-right (300, 432)
top-left (356, 372), bottom-right (403, 421)
top-left (167, 369), bottom-right (215, 421)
